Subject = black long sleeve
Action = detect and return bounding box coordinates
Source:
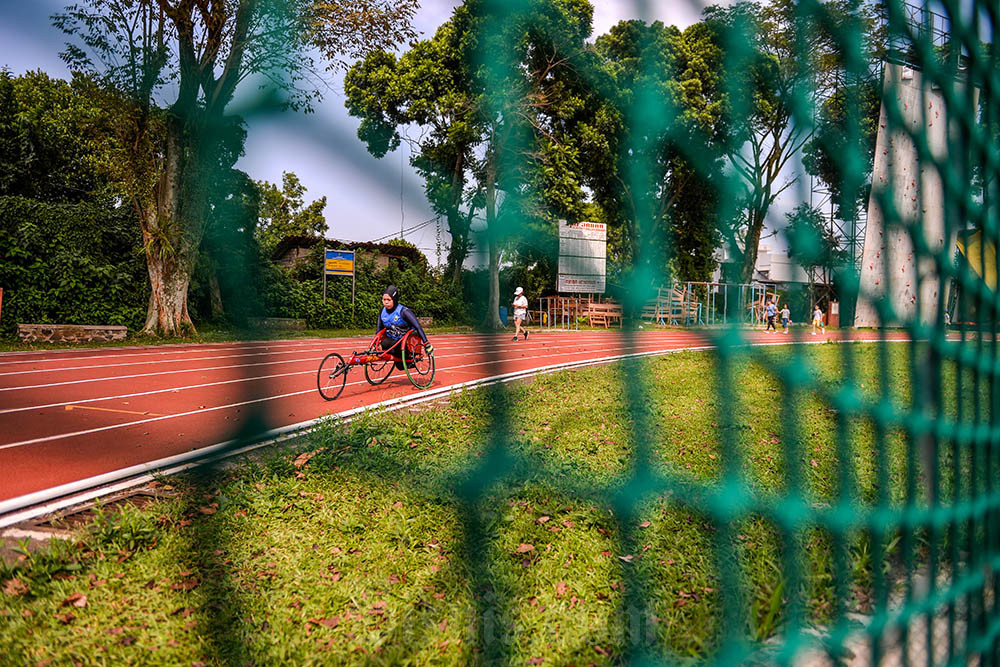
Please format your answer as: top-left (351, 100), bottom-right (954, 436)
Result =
top-left (400, 307), bottom-right (428, 343)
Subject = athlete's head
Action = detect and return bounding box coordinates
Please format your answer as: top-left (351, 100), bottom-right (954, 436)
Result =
top-left (514, 287), bottom-right (523, 296)
top-left (382, 285), bottom-right (399, 310)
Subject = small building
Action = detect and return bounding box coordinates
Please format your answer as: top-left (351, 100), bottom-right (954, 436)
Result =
top-left (714, 244), bottom-right (829, 286)
top-left (271, 236), bottom-right (424, 270)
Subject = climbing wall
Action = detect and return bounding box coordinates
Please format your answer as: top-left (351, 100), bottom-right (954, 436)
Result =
top-left (854, 62), bottom-right (949, 328)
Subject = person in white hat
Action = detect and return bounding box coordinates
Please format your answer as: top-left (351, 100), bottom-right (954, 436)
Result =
top-left (512, 287), bottom-right (529, 341)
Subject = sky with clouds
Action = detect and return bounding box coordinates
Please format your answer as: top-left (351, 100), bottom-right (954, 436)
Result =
top-left (0, 0), bottom-right (725, 266)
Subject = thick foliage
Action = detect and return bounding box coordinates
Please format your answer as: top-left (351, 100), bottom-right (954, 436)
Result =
top-left (259, 244), bottom-right (467, 330)
top-left (0, 196), bottom-right (147, 334)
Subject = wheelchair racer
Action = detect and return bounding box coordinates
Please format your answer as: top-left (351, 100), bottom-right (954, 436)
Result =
top-left (375, 285), bottom-right (432, 369)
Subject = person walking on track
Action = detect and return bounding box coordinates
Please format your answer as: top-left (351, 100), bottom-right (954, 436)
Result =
top-left (764, 298), bottom-right (777, 333)
top-left (512, 287), bottom-right (529, 341)
top-left (812, 304), bottom-right (825, 336)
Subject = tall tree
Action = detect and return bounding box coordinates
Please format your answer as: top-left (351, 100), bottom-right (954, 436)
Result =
top-left (344, 15), bottom-right (481, 286)
top-left (704, 0), bottom-right (883, 283)
top-left (254, 172), bottom-right (328, 255)
top-left (348, 0), bottom-right (600, 327)
top-left (54, 0), bottom-right (418, 335)
top-left (593, 19), bottom-right (727, 285)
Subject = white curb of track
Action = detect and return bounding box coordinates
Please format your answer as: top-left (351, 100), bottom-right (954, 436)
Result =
top-left (0, 337), bottom-right (890, 528)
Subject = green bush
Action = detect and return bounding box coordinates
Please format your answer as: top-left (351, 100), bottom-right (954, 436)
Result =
top-left (258, 244), bottom-right (468, 329)
top-left (0, 196), bottom-right (147, 335)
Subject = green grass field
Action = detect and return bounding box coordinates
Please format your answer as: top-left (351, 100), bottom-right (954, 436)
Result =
top-left (2, 342), bottom-right (973, 665)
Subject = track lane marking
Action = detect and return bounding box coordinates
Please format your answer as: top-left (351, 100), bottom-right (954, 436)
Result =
top-left (0, 339), bottom-right (709, 450)
top-left (0, 330), bottom-right (699, 374)
top-left (65, 405), bottom-right (166, 417)
top-left (0, 330), bottom-right (576, 368)
top-left (0, 333), bottom-right (684, 393)
top-left (2, 332), bottom-right (905, 450)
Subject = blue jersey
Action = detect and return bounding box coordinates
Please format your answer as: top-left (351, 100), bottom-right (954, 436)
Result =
top-left (377, 304), bottom-right (428, 342)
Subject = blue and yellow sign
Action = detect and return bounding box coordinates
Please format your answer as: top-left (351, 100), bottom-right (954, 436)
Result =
top-left (325, 249), bottom-right (355, 276)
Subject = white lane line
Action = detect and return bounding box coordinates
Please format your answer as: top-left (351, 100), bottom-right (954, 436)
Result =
top-left (0, 330), bottom-right (692, 372)
top-left (0, 343), bottom-right (346, 377)
top-left (0, 343), bottom-right (719, 523)
top-left (0, 368), bottom-right (314, 415)
top-left (0, 334), bottom-right (676, 393)
top-left (0, 338), bottom-right (914, 524)
top-left (0, 339), bottom-right (343, 365)
top-left (0, 330), bottom-right (576, 367)
top-left (0, 339), bottom-right (703, 450)
top-left (0, 355), bottom-right (327, 393)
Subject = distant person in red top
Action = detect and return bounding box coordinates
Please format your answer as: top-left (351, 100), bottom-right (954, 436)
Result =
top-left (512, 287), bottom-right (529, 341)
top-left (376, 285), bottom-right (432, 369)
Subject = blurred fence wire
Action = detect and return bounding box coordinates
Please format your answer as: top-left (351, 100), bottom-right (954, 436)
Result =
top-left (177, 0), bottom-right (1000, 663)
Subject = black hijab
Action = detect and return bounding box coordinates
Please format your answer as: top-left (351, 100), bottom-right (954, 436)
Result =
top-left (383, 285), bottom-right (399, 310)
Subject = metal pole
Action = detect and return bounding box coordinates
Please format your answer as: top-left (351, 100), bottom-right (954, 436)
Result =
top-left (724, 284), bottom-right (727, 326)
top-left (351, 265), bottom-right (356, 325)
top-left (322, 247), bottom-right (327, 303)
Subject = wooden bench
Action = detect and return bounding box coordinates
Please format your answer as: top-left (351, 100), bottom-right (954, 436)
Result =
top-left (249, 317), bottom-right (307, 331)
top-left (18, 324), bottom-right (127, 343)
top-left (586, 303), bottom-right (623, 328)
top-left (667, 286), bottom-right (701, 325)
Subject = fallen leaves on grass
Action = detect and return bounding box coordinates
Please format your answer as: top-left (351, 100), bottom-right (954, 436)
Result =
top-left (61, 593), bottom-right (88, 608)
top-left (171, 577), bottom-right (200, 592)
top-left (536, 516), bottom-right (550, 524)
top-left (55, 612), bottom-right (75, 624)
top-left (2, 578), bottom-right (28, 596)
top-left (555, 581), bottom-right (568, 598)
top-left (293, 451), bottom-right (318, 468)
top-left (515, 543), bottom-right (534, 554)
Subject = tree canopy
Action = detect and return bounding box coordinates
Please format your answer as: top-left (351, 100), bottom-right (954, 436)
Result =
top-left (255, 172), bottom-right (328, 255)
top-left (53, 0), bottom-right (419, 335)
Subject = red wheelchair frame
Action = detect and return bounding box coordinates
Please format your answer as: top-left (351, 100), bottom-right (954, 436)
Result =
top-left (316, 329), bottom-right (435, 401)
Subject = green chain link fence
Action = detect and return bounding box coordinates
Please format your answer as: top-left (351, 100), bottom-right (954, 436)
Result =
top-left (52, 0), bottom-right (994, 662)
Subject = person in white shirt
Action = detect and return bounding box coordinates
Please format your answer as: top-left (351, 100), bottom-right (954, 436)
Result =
top-left (812, 305), bottom-right (825, 335)
top-left (512, 287), bottom-right (529, 341)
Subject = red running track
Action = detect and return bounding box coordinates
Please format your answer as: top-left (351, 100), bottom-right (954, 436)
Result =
top-left (0, 329), bottom-right (904, 503)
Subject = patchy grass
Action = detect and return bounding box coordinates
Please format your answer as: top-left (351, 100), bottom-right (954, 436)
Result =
top-left (0, 342), bottom-right (978, 664)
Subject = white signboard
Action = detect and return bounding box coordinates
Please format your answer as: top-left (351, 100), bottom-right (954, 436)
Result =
top-left (557, 220), bottom-right (606, 293)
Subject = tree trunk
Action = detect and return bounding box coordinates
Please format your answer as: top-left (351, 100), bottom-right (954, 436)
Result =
top-left (445, 149), bottom-right (469, 286)
top-left (740, 206), bottom-right (766, 283)
top-left (142, 242), bottom-right (195, 335)
top-left (141, 114), bottom-right (208, 336)
top-left (209, 267), bottom-right (225, 320)
top-left (446, 211), bottom-right (471, 286)
top-left (483, 149), bottom-right (503, 330)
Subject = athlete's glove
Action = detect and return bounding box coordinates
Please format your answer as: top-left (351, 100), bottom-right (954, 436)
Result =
top-left (424, 343), bottom-right (434, 355)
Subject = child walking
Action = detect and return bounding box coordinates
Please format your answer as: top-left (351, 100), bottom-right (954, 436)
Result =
top-left (812, 304), bottom-right (825, 336)
top-left (764, 298), bottom-right (777, 333)
top-left (781, 304), bottom-right (790, 334)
